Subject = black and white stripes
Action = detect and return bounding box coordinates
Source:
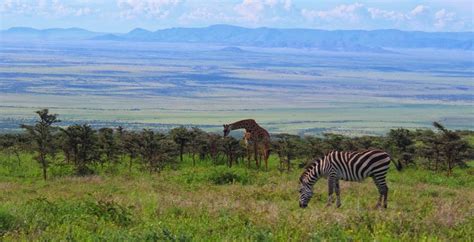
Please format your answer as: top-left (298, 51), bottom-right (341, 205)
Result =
top-left (298, 150), bottom-right (402, 208)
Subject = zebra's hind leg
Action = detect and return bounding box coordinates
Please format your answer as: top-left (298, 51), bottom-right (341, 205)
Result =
top-left (382, 185), bottom-right (389, 208)
top-left (326, 176), bottom-right (336, 207)
top-left (335, 179), bottom-right (341, 208)
top-left (371, 175), bottom-right (388, 209)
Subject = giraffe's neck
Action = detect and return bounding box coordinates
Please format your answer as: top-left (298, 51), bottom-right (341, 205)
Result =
top-left (229, 119), bottom-right (256, 131)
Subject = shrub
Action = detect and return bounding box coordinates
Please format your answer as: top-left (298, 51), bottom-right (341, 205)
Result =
top-left (0, 209), bottom-right (20, 236)
top-left (84, 199), bottom-right (133, 227)
top-left (208, 166), bottom-right (251, 185)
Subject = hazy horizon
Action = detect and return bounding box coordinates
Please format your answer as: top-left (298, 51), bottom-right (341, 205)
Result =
top-left (4, 24), bottom-right (474, 34)
top-left (1, 1), bottom-right (473, 33)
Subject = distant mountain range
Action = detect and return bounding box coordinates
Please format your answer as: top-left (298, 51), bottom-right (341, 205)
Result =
top-left (2, 25), bottom-right (473, 51)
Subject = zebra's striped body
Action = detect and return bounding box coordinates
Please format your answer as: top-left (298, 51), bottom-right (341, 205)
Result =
top-left (298, 149), bottom-right (402, 208)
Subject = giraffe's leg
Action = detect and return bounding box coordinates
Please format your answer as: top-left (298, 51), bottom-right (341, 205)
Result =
top-left (264, 142), bottom-right (270, 170)
top-left (335, 179), bottom-right (341, 208)
top-left (326, 176), bottom-right (336, 207)
top-left (371, 175), bottom-right (388, 209)
top-left (253, 142), bottom-right (259, 168)
top-left (246, 145), bottom-right (251, 168)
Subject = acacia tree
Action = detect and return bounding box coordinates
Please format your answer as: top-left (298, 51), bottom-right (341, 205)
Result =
top-left (222, 136), bottom-right (241, 167)
top-left (21, 109), bottom-right (60, 180)
top-left (98, 127), bottom-right (118, 165)
top-left (115, 126), bottom-right (126, 161)
top-left (122, 130), bottom-right (141, 172)
top-left (273, 134), bottom-right (305, 171)
top-left (416, 129), bottom-right (443, 170)
top-left (139, 129), bottom-right (159, 172)
top-left (139, 130), bottom-right (179, 172)
top-left (61, 124), bottom-right (100, 175)
top-left (0, 134), bottom-right (29, 166)
top-left (207, 133), bottom-right (223, 163)
top-left (170, 127), bottom-right (190, 162)
top-left (188, 127), bottom-right (207, 166)
top-left (386, 128), bottom-right (415, 166)
top-left (303, 136), bottom-right (325, 159)
top-left (432, 122), bottom-right (470, 176)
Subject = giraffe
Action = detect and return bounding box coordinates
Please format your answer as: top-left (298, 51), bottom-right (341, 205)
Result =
top-left (223, 119), bottom-right (271, 170)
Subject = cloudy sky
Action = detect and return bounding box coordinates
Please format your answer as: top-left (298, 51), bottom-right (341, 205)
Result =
top-left (1, 0), bottom-right (473, 32)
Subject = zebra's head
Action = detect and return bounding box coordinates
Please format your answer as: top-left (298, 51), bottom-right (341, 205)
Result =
top-left (298, 183), bottom-right (313, 208)
top-left (298, 159), bottom-right (321, 208)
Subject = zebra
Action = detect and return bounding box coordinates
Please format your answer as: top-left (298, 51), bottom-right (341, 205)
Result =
top-left (298, 149), bottom-right (402, 209)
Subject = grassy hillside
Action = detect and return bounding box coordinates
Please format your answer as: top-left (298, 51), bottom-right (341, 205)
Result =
top-left (1, 154), bottom-right (473, 241)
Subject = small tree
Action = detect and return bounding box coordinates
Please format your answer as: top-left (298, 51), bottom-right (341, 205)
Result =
top-left (416, 129), bottom-right (443, 170)
top-left (386, 128), bottom-right (415, 166)
top-left (122, 131), bottom-right (141, 172)
top-left (170, 126), bottom-right (190, 162)
top-left (194, 133), bottom-right (224, 163)
top-left (303, 136), bottom-right (325, 159)
top-left (222, 136), bottom-right (241, 167)
top-left (98, 127), bottom-right (118, 165)
top-left (273, 134), bottom-right (305, 171)
top-left (188, 127), bottom-right (208, 166)
top-left (433, 122), bottom-right (470, 176)
top-left (21, 109), bottom-right (60, 180)
top-left (0, 134), bottom-right (29, 166)
top-left (139, 130), bottom-right (178, 172)
top-left (61, 124), bottom-right (99, 175)
top-left (140, 129), bottom-right (159, 172)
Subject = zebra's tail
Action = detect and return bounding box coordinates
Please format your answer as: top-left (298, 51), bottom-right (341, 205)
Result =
top-left (392, 159), bottom-right (403, 171)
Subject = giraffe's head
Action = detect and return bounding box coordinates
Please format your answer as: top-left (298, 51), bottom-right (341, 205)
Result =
top-left (223, 124), bottom-right (231, 137)
top-left (243, 131), bottom-right (251, 140)
top-left (243, 131), bottom-right (251, 145)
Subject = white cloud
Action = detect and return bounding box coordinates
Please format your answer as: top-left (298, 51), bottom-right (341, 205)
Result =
top-left (367, 8), bottom-right (404, 21)
top-left (301, 3), bottom-right (366, 22)
top-left (0, 0), bottom-right (96, 17)
top-left (234, 0), bottom-right (292, 23)
top-left (0, 0), bottom-right (34, 14)
top-left (234, 0), bottom-right (266, 22)
top-left (434, 9), bottom-right (457, 29)
top-left (301, 3), bottom-right (468, 31)
top-left (117, 0), bottom-right (181, 19)
top-left (283, 0), bottom-right (292, 11)
top-left (410, 5), bottom-right (429, 17)
top-left (75, 7), bottom-right (93, 17)
top-left (179, 7), bottom-right (234, 24)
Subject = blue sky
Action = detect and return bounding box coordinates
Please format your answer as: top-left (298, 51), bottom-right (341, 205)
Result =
top-left (1, 0), bottom-right (473, 32)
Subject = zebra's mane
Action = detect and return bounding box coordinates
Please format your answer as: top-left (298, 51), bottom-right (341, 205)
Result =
top-left (299, 158), bottom-right (321, 183)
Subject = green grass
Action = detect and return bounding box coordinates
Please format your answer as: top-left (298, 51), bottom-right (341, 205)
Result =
top-left (0, 153), bottom-right (473, 241)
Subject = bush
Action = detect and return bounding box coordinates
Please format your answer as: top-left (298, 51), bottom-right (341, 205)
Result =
top-left (0, 209), bottom-right (20, 236)
top-left (84, 199), bottom-right (134, 227)
top-left (208, 166), bottom-right (251, 185)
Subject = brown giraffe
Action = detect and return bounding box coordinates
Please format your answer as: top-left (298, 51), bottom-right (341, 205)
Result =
top-left (223, 119), bottom-right (271, 170)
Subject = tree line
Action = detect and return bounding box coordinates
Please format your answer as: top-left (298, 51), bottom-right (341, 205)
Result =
top-left (0, 109), bottom-right (472, 179)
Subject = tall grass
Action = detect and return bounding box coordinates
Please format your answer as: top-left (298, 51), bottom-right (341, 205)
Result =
top-left (0, 152), bottom-right (473, 241)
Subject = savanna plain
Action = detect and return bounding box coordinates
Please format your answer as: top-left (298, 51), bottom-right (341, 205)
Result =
top-left (1, 154), bottom-right (473, 241)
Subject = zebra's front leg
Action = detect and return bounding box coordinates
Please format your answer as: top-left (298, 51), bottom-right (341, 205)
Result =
top-left (372, 176), bottom-right (387, 209)
top-left (335, 179), bottom-right (341, 208)
top-left (326, 176), bottom-right (336, 207)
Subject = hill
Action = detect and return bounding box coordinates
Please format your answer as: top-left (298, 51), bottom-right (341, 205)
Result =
top-left (2, 25), bottom-right (473, 52)
top-left (0, 27), bottom-right (104, 40)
